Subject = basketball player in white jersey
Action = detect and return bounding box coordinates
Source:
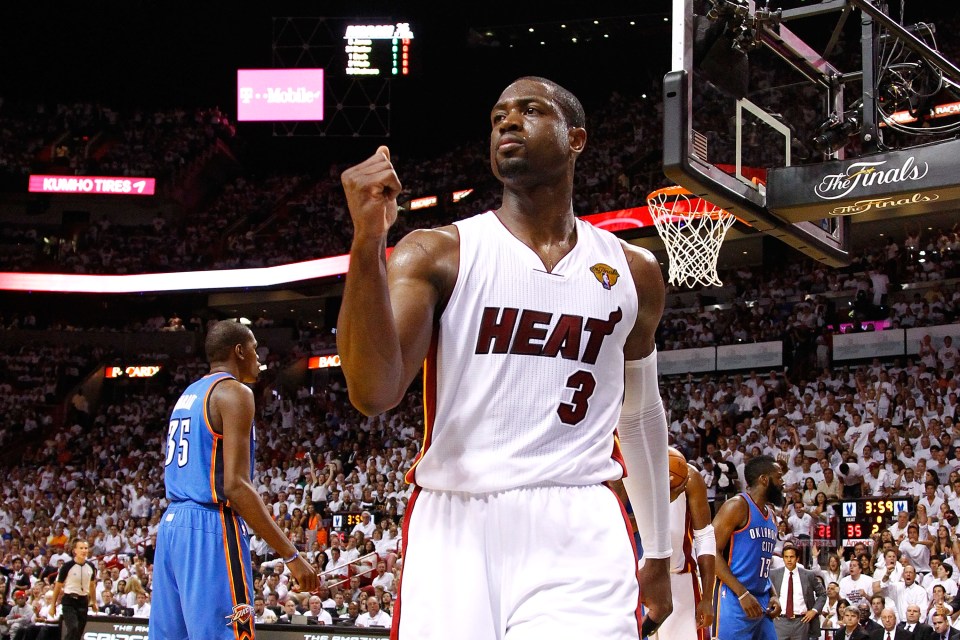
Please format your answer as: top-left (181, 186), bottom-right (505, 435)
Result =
top-left (339, 76), bottom-right (672, 639)
top-left (650, 451), bottom-right (716, 640)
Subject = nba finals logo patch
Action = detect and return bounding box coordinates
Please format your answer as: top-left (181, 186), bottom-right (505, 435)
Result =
top-left (590, 263), bottom-right (620, 290)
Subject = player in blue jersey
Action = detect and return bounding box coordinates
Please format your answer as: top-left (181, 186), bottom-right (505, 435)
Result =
top-left (712, 455), bottom-right (784, 640)
top-left (150, 321), bottom-right (318, 640)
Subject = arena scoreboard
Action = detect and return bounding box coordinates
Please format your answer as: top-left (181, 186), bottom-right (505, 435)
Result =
top-left (331, 512), bottom-right (366, 531)
top-left (344, 22), bottom-right (414, 77)
top-left (838, 496), bottom-right (913, 547)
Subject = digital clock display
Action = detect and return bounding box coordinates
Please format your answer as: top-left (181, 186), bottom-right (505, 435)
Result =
top-left (838, 497), bottom-right (913, 546)
top-left (331, 512), bottom-right (366, 531)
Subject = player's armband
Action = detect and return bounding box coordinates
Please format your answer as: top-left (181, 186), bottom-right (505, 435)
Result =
top-left (693, 524), bottom-right (716, 558)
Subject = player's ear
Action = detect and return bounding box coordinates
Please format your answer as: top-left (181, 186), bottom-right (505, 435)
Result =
top-left (568, 127), bottom-right (586, 155)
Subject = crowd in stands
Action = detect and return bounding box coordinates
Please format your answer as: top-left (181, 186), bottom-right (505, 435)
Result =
top-left (0, 250), bottom-right (953, 633)
top-left (0, 342), bottom-right (97, 452)
top-left (0, 100), bottom-right (235, 184)
top-left (0, 316), bottom-right (958, 632)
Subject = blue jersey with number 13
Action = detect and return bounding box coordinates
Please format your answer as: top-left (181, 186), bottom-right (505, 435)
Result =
top-left (164, 372), bottom-right (255, 506)
top-left (728, 491), bottom-right (777, 596)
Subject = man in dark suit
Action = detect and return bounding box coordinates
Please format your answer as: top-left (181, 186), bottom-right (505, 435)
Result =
top-left (871, 608), bottom-right (914, 640)
top-left (835, 607), bottom-right (870, 640)
top-left (899, 604), bottom-right (933, 640)
top-left (931, 612), bottom-right (959, 640)
top-left (858, 602), bottom-right (882, 637)
top-left (772, 544), bottom-right (827, 640)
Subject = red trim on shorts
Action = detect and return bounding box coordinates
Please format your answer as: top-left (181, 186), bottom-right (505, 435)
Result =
top-left (605, 484), bottom-right (643, 639)
top-left (681, 509), bottom-right (697, 574)
top-left (390, 485), bottom-right (421, 640)
top-left (404, 335), bottom-right (438, 485)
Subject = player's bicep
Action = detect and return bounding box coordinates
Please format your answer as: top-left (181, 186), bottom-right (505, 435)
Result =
top-left (214, 382), bottom-right (256, 492)
top-left (712, 497), bottom-right (746, 553)
top-left (386, 228), bottom-right (458, 383)
top-left (620, 242), bottom-right (665, 360)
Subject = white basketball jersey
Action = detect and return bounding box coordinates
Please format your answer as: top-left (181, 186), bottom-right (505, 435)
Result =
top-left (405, 211), bottom-right (639, 493)
top-left (669, 491), bottom-right (697, 574)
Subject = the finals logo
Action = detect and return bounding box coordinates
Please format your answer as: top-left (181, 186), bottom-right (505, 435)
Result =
top-left (590, 263), bottom-right (620, 290)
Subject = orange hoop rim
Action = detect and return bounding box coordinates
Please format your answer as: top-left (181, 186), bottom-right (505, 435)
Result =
top-left (646, 186), bottom-right (748, 225)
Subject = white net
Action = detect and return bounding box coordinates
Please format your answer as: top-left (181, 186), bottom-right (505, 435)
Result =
top-left (647, 186), bottom-right (736, 288)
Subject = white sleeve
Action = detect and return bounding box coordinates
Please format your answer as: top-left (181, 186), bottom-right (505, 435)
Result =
top-left (618, 350), bottom-right (672, 559)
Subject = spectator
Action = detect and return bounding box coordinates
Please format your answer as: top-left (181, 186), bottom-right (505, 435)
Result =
top-left (354, 596), bottom-right (391, 628)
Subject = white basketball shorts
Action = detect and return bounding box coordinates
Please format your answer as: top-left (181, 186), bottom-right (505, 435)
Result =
top-left (393, 484), bottom-right (642, 640)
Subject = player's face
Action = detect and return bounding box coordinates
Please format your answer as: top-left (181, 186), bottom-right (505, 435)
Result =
top-left (489, 79), bottom-right (580, 186)
top-left (764, 467), bottom-right (785, 507)
top-left (239, 334), bottom-right (261, 384)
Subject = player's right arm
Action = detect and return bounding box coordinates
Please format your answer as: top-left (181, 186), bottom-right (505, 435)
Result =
top-left (712, 495), bottom-right (764, 619)
top-left (214, 380), bottom-right (318, 592)
top-left (338, 146), bottom-right (458, 416)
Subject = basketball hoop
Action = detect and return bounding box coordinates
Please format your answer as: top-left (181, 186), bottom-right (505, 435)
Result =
top-left (647, 186), bottom-right (737, 288)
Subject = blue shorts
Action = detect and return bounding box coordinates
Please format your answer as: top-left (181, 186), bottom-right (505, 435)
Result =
top-left (149, 501), bottom-right (255, 640)
top-left (712, 582), bottom-right (776, 640)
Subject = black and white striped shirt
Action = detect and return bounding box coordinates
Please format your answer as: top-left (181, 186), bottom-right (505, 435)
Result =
top-left (56, 560), bottom-right (96, 597)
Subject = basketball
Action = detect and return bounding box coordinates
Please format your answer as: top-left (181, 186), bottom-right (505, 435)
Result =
top-left (669, 447), bottom-right (689, 491)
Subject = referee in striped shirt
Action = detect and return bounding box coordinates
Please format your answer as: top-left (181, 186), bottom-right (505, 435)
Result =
top-left (50, 538), bottom-right (98, 640)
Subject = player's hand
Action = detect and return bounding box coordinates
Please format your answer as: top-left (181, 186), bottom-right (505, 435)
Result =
top-left (48, 605), bottom-right (56, 618)
top-left (738, 591), bottom-right (764, 619)
top-left (766, 596), bottom-right (781, 619)
top-left (287, 555), bottom-right (320, 593)
top-left (638, 558), bottom-right (673, 631)
top-left (695, 595), bottom-right (714, 629)
top-left (341, 146), bottom-right (402, 240)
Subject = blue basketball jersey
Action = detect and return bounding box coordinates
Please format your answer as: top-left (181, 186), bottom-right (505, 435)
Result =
top-left (727, 492), bottom-right (777, 595)
top-left (164, 372), bottom-right (255, 505)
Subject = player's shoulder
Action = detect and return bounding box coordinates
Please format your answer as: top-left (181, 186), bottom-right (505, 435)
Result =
top-left (715, 492), bottom-right (749, 523)
top-left (618, 239), bottom-right (663, 294)
top-left (390, 224), bottom-right (460, 270)
top-left (210, 376), bottom-right (254, 402)
top-left (390, 225), bottom-right (460, 299)
top-left (685, 464), bottom-right (708, 491)
top-left (617, 238), bottom-right (657, 268)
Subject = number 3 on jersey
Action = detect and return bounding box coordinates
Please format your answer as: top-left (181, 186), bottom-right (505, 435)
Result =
top-left (165, 417), bottom-right (191, 467)
top-left (558, 370), bottom-right (597, 425)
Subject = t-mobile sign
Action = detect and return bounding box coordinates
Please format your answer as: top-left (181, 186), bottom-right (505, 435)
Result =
top-left (237, 68), bottom-right (324, 121)
top-left (28, 175), bottom-right (156, 195)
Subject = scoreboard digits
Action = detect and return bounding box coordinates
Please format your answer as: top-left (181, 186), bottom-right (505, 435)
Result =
top-left (838, 497), bottom-right (913, 547)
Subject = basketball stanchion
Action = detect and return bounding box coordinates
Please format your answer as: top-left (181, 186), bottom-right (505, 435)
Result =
top-left (646, 185), bottom-right (737, 288)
